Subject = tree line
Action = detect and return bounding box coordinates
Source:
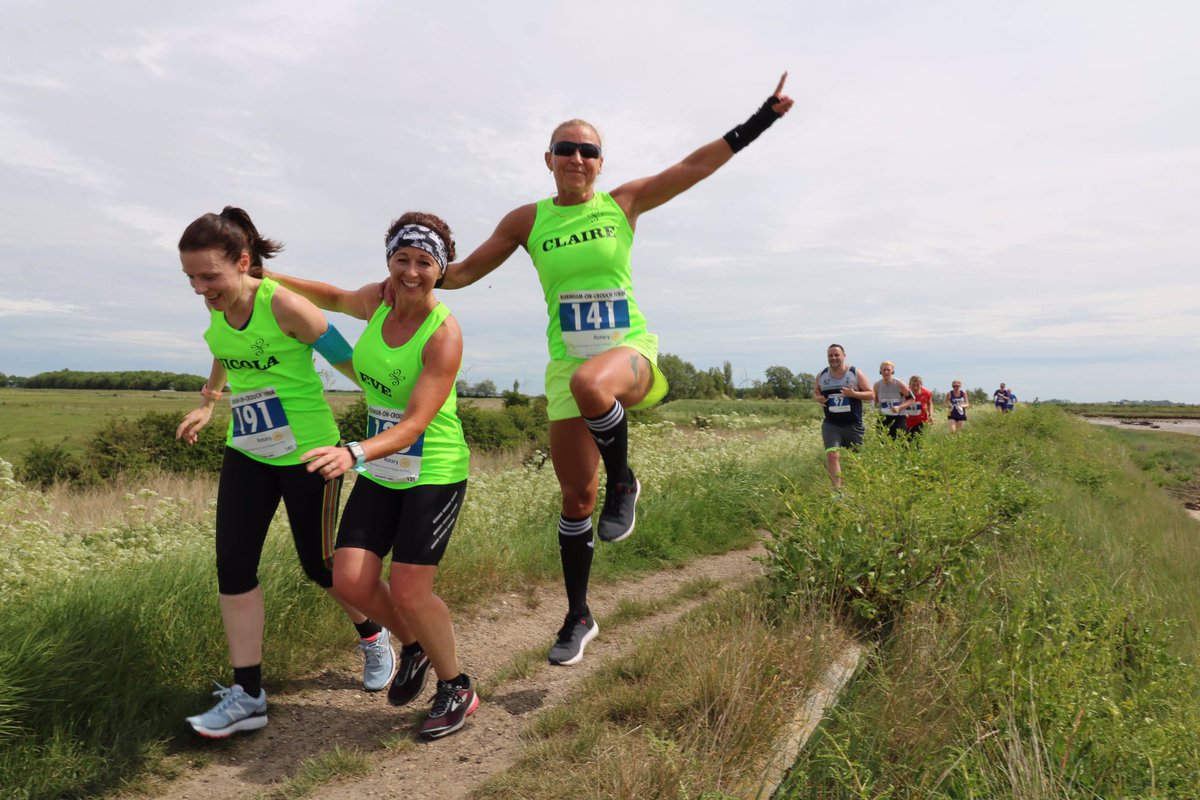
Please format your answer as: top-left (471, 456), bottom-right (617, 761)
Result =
top-left (3, 363), bottom-right (992, 405)
top-left (2, 369), bottom-right (206, 391)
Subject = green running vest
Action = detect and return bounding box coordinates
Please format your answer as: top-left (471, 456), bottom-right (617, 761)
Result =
top-left (527, 191), bottom-right (651, 361)
top-left (203, 277), bottom-right (339, 466)
top-left (351, 302), bottom-right (470, 489)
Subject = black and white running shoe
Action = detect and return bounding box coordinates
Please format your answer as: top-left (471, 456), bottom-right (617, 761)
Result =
top-left (388, 646), bottom-right (431, 707)
top-left (547, 613), bottom-right (599, 666)
top-left (597, 470), bottom-right (640, 543)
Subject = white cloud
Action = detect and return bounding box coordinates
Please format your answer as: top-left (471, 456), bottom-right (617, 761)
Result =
top-left (0, 296), bottom-right (83, 316)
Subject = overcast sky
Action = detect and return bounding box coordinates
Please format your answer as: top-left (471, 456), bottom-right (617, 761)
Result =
top-left (1, 1), bottom-right (1196, 402)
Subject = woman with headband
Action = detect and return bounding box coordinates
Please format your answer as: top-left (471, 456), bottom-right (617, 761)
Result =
top-left (431, 73), bottom-right (794, 666)
top-left (176, 206), bottom-right (396, 739)
top-left (268, 212), bottom-right (476, 740)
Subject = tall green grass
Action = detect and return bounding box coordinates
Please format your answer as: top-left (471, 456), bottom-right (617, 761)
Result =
top-left (0, 420), bottom-right (822, 798)
top-left (770, 407), bottom-right (1200, 797)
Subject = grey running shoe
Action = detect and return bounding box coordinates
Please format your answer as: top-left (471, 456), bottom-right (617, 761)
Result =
top-left (597, 471), bottom-right (640, 543)
top-left (548, 613), bottom-right (599, 666)
top-left (359, 628), bottom-right (397, 692)
top-left (186, 683), bottom-right (267, 738)
top-left (388, 647), bottom-right (431, 706)
top-left (419, 676), bottom-right (479, 739)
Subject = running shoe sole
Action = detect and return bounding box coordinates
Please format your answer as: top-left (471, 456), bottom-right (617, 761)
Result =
top-left (188, 712), bottom-right (268, 739)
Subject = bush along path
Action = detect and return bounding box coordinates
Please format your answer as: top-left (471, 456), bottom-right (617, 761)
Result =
top-left (766, 407), bottom-right (1200, 798)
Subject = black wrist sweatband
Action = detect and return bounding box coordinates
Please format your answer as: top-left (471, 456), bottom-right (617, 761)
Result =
top-left (723, 96), bottom-right (782, 154)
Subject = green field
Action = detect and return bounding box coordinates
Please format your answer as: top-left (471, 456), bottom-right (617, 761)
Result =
top-left (0, 388), bottom-right (365, 465)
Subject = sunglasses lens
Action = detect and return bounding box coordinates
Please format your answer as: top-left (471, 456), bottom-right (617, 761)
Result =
top-left (551, 141), bottom-right (601, 159)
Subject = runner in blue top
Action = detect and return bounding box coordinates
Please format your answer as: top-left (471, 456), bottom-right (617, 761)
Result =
top-left (814, 344), bottom-right (874, 489)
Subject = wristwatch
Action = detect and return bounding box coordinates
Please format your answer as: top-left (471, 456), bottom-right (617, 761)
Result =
top-left (345, 441), bottom-right (368, 474)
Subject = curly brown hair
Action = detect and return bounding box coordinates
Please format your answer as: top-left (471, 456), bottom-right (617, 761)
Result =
top-left (384, 212), bottom-right (456, 262)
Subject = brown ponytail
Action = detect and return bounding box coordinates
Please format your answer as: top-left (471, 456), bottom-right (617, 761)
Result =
top-left (178, 206), bottom-right (283, 277)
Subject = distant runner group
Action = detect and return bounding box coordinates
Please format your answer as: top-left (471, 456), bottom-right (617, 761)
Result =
top-left (814, 343), bottom-right (1016, 488)
top-left (174, 74), bottom-right (795, 740)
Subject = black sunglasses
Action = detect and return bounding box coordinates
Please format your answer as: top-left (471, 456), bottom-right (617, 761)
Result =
top-left (549, 141), bottom-right (602, 159)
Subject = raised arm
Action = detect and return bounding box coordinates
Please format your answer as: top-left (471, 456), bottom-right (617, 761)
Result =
top-left (439, 204), bottom-right (536, 290)
top-left (611, 72), bottom-right (794, 223)
top-left (265, 269), bottom-right (380, 320)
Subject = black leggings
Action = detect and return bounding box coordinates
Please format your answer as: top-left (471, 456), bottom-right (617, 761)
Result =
top-left (214, 447), bottom-right (343, 595)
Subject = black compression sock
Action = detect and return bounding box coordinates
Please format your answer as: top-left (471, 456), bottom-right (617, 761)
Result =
top-left (233, 664), bottom-right (262, 697)
top-left (558, 515), bottom-right (594, 617)
top-left (584, 401), bottom-right (630, 485)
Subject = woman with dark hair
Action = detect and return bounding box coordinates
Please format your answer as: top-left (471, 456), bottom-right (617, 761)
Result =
top-left (946, 379), bottom-right (969, 433)
top-left (267, 211), bottom-right (477, 739)
top-left (429, 74), bottom-right (794, 666)
top-left (176, 207), bottom-right (395, 738)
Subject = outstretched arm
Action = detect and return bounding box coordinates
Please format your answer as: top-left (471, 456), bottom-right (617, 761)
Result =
top-left (439, 204), bottom-right (536, 290)
top-left (265, 269), bottom-right (380, 320)
top-left (271, 288), bottom-right (361, 386)
top-left (612, 73), bottom-right (794, 223)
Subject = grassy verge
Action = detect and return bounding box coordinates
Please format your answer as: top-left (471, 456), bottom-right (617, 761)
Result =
top-left (472, 588), bottom-right (846, 800)
top-left (768, 407), bottom-right (1200, 797)
top-left (0, 420), bottom-right (821, 798)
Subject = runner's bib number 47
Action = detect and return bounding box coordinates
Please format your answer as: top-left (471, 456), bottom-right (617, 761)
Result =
top-left (363, 405), bottom-right (424, 483)
top-left (559, 289), bottom-right (631, 359)
top-left (230, 387), bottom-right (297, 459)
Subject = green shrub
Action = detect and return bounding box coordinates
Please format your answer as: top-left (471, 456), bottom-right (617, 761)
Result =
top-left (18, 442), bottom-right (84, 489)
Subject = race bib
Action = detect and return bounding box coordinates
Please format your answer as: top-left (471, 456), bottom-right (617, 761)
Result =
top-left (559, 289), bottom-right (631, 359)
top-left (879, 400), bottom-right (900, 416)
top-left (905, 402), bottom-right (924, 416)
top-left (363, 405), bottom-right (423, 483)
top-left (827, 394), bottom-right (851, 413)
top-left (230, 387), bottom-right (297, 459)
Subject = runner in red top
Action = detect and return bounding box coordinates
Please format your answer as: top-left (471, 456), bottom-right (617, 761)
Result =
top-left (895, 375), bottom-right (933, 438)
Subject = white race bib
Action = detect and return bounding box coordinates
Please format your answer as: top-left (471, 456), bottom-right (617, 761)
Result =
top-left (827, 394), bottom-right (851, 413)
top-left (558, 289), bottom-right (631, 359)
top-left (363, 405), bottom-right (423, 483)
top-left (230, 387), bottom-right (297, 459)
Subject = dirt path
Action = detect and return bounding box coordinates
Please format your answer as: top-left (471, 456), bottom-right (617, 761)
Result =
top-left (153, 542), bottom-right (770, 800)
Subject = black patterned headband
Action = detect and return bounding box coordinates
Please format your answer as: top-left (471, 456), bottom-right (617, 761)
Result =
top-left (385, 224), bottom-right (447, 273)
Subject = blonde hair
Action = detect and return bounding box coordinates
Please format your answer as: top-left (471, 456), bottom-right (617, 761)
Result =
top-left (549, 119), bottom-right (602, 148)
top-left (909, 375), bottom-right (923, 386)
top-left (879, 361), bottom-right (895, 372)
